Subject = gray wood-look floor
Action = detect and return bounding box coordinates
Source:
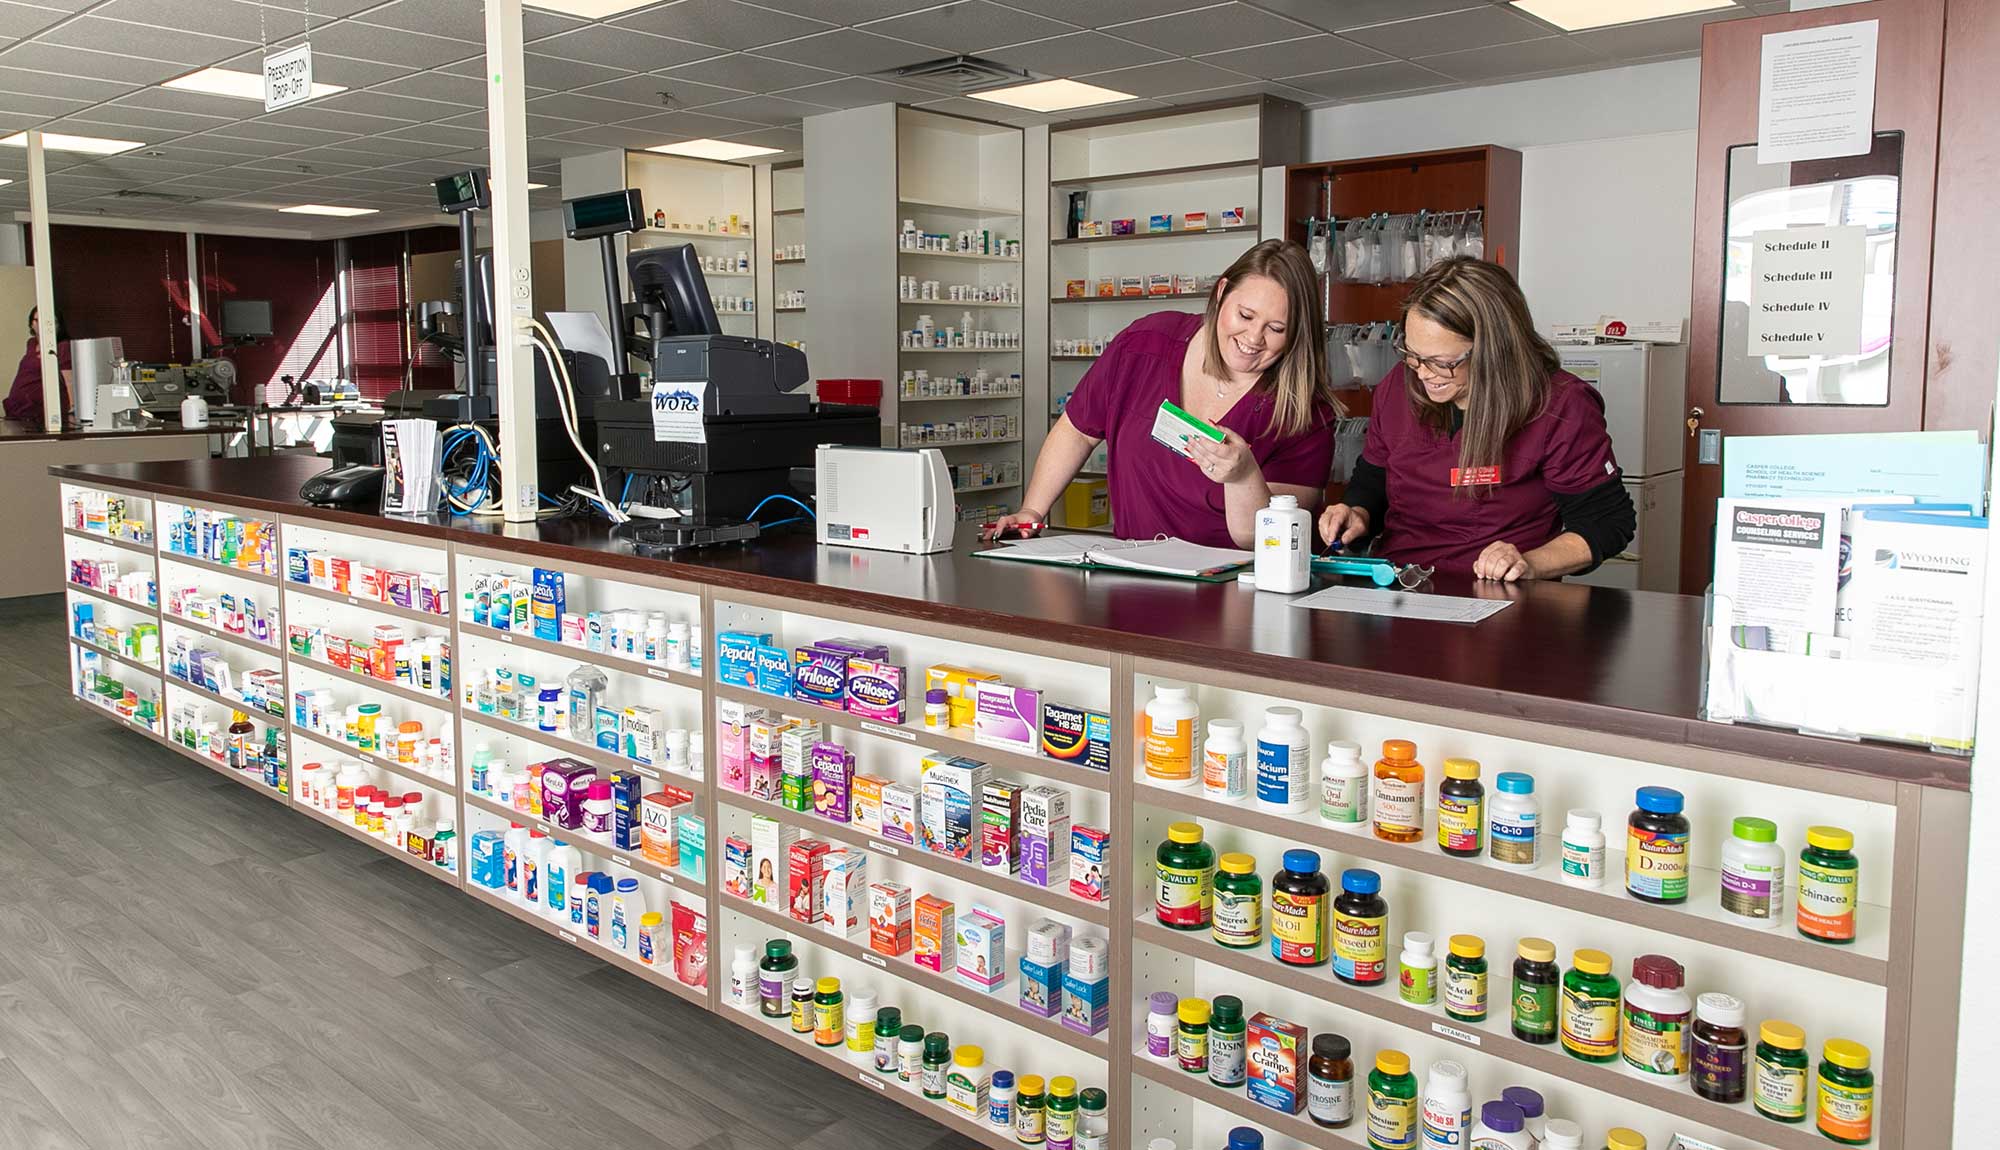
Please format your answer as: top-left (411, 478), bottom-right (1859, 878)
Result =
top-left (18, 595), bottom-right (972, 1150)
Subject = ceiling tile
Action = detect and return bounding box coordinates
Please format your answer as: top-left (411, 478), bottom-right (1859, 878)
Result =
top-left (253, 106), bottom-right (406, 135)
top-left (1340, 6), bottom-right (1551, 57)
top-left (214, 47), bottom-right (420, 89)
top-left (695, 93), bottom-right (831, 126)
top-left (525, 112), bottom-right (595, 136)
top-left (35, 16), bottom-right (252, 65)
top-left (751, 28), bottom-right (940, 74)
top-left (607, 109), bottom-right (763, 137)
top-left (0, 63), bottom-right (132, 100)
top-left (88, 0), bottom-right (271, 40)
top-left (0, 2), bottom-right (65, 39)
top-left (55, 113), bottom-right (216, 141)
top-left (1109, 2), bottom-right (1319, 54)
top-left (982, 31), bottom-right (1171, 75)
top-left (658, 52), bottom-right (840, 94)
top-left (0, 41), bottom-right (185, 83)
top-left (525, 90), bottom-right (658, 123)
top-left (996, 0), bottom-right (1204, 22)
top-left (503, 52), bottom-right (626, 91)
top-left (583, 71), bottom-right (747, 111)
top-left (1283, 59), bottom-right (1451, 100)
top-left (1152, 79), bottom-right (1321, 106)
top-left (530, 24), bottom-right (718, 72)
top-left (528, 138), bottom-right (618, 161)
top-left (546, 123), bottom-right (688, 149)
top-left (109, 86), bottom-right (263, 118)
top-left (0, 90), bottom-right (92, 120)
top-left (381, 122), bottom-right (488, 146)
top-left (1249, 0), bottom-right (1482, 33)
top-left (210, 120), bottom-right (359, 145)
top-left (1077, 56), bottom-right (1247, 98)
top-left (1414, 35), bottom-right (1602, 83)
top-left (862, 1), bottom-right (1076, 54)
top-left (283, 145), bottom-right (414, 166)
top-left (348, 0), bottom-right (488, 44)
top-left (367, 70), bottom-right (490, 107)
top-left (743, 0), bottom-right (950, 20)
top-left (610, 0), bottom-right (834, 51)
top-left (60, 154), bottom-right (218, 179)
top-left (1569, 9), bottom-right (1751, 59)
top-left (772, 74), bottom-right (936, 108)
top-left (237, 155), bottom-right (369, 174)
top-left (315, 90), bottom-right (474, 123)
top-left (334, 133), bottom-right (461, 156)
top-left (1199, 33), bottom-right (1388, 77)
top-left (268, 21), bottom-right (481, 70)
top-left (716, 124), bottom-right (801, 150)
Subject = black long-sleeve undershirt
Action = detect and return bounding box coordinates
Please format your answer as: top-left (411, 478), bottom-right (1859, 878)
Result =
top-left (1338, 457), bottom-right (1636, 572)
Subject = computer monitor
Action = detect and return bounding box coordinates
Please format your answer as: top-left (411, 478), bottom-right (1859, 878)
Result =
top-left (220, 299), bottom-right (273, 339)
top-left (626, 244), bottom-right (721, 340)
top-left (564, 189), bottom-right (643, 240)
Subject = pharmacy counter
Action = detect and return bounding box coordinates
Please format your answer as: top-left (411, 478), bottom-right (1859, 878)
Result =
top-left (52, 456), bottom-right (1968, 1150)
top-left (6, 427), bottom-right (209, 597)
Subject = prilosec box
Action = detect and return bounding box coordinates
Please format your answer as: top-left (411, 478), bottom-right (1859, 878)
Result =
top-left (844, 658), bottom-right (906, 723)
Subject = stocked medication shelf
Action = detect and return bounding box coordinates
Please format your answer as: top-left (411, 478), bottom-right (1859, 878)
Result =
top-left (899, 299), bottom-right (1017, 309)
top-left (292, 794), bottom-right (456, 883)
top-left (102, 698), bottom-right (290, 803)
top-left (461, 712), bottom-right (700, 793)
top-left (293, 654), bottom-right (451, 710)
top-left (284, 580), bottom-right (448, 626)
top-left (897, 250), bottom-right (1019, 265)
top-left (461, 791), bottom-right (698, 893)
top-left (458, 620), bottom-right (704, 692)
top-left (163, 612), bottom-right (281, 655)
top-left (292, 728), bottom-right (458, 795)
top-left (62, 527), bottom-right (154, 558)
top-left (166, 672), bottom-right (281, 721)
top-left (72, 634), bottom-right (161, 679)
top-left (465, 883), bottom-right (708, 1008)
top-left (1132, 1055), bottom-right (1368, 1150)
top-left (1049, 225), bottom-right (1259, 247)
top-left (65, 582), bottom-right (154, 613)
top-left (68, 683), bottom-right (164, 736)
top-left (1052, 292), bottom-right (1211, 305)
top-left (1050, 159), bottom-right (1261, 189)
top-left (164, 551), bottom-right (277, 585)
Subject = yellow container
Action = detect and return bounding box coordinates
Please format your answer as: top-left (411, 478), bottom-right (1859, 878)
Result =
top-left (1062, 478), bottom-right (1110, 528)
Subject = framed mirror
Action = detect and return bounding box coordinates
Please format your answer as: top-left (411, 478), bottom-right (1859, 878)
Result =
top-left (1717, 130), bottom-right (1902, 406)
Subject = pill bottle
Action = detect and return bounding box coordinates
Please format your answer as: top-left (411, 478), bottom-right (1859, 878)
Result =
top-left (1254, 706), bottom-right (1311, 813)
top-left (1331, 868), bottom-right (1387, 986)
top-left (1561, 810), bottom-right (1606, 887)
top-left (1469, 1101), bottom-right (1531, 1150)
top-left (1499, 1087), bottom-right (1545, 1143)
top-left (1212, 853), bottom-right (1263, 949)
top-left (1690, 991), bottom-right (1748, 1103)
top-left (1443, 935), bottom-right (1488, 1023)
top-left (845, 990), bottom-right (877, 1059)
top-left (1319, 739), bottom-right (1368, 825)
top-left (813, 977), bottom-right (844, 1047)
top-left (1076, 1087), bottom-right (1108, 1150)
top-left (789, 977), bottom-right (813, 1034)
top-left (1815, 1039), bottom-right (1873, 1145)
top-left (1620, 954), bottom-right (1690, 1080)
top-left (990, 1069), bottom-right (1015, 1127)
top-left (924, 689), bottom-right (950, 730)
top-left (1797, 825), bottom-right (1859, 944)
top-left (1435, 758), bottom-right (1484, 857)
top-left (1176, 998), bottom-right (1210, 1074)
top-left (1366, 1050), bottom-right (1418, 1150)
top-left (1146, 991), bottom-right (1179, 1059)
top-left (1625, 786), bottom-right (1690, 904)
top-left (921, 1031), bottom-right (951, 1098)
top-left (1510, 937), bottom-right (1560, 1044)
top-left (636, 911), bottom-right (665, 967)
top-left (1208, 995), bottom-right (1247, 1088)
top-left (1542, 1119), bottom-right (1583, 1150)
top-left (1046, 1076), bottom-right (1079, 1150)
top-left (1015, 1074), bottom-right (1047, 1144)
top-left (1307, 1032), bottom-right (1354, 1128)
top-left (946, 1045), bottom-right (989, 1117)
top-left (757, 940), bottom-right (795, 1018)
top-left (1559, 948), bottom-right (1620, 1064)
top-left (1271, 849), bottom-right (1330, 967)
top-left (897, 1023), bottom-right (924, 1082)
top-left (1202, 719), bottom-right (1248, 801)
top-left (1154, 823), bottom-right (1214, 929)
top-left (1399, 931), bottom-right (1438, 1006)
top-left (1604, 1128), bottom-right (1646, 1150)
top-left (1419, 1059), bottom-right (1470, 1150)
top-left (1753, 1020), bottom-right (1810, 1123)
top-left (1142, 683), bottom-right (1199, 787)
top-left (874, 1006), bottom-right (902, 1073)
top-left (1488, 772), bottom-right (1538, 868)
top-left (1372, 740), bottom-right (1425, 843)
top-left (1226, 1129), bottom-right (1263, 1150)
top-left (1720, 816), bottom-right (1785, 927)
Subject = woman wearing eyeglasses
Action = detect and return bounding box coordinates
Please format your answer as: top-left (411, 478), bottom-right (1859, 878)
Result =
top-left (1318, 257), bottom-right (1633, 581)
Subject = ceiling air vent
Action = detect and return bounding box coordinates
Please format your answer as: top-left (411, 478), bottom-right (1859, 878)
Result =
top-left (113, 189), bottom-right (202, 206)
top-left (878, 55), bottom-right (1033, 96)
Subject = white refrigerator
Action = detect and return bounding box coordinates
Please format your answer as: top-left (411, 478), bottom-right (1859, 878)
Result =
top-left (1558, 343), bottom-right (1686, 592)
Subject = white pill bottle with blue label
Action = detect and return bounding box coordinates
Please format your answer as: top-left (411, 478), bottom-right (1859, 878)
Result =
top-left (1255, 706), bottom-right (1312, 813)
top-left (1254, 495), bottom-right (1312, 593)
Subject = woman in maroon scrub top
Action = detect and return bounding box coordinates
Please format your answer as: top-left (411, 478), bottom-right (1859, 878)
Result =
top-left (987, 240), bottom-right (1337, 549)
top-left (1318, 257), bottom-right (1634, 581)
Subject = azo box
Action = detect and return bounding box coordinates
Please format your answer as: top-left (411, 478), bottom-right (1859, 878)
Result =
top-left (787, 838), bottom-right (829, 924)
top-left (749, 815), bottom-right (795, 910)
top-left (956, 905), bottom-right (1005, 992)
top-left (844, 658), bottom-right (906, 723)
top-left (913, 893), bottom-right (955, 973)
top-left (1019, 785), bottom-right (1072, 888)
top-left (880, 782), bottom-right (918, 845)
top-left (851, 774), bottom-right (889, 834)
top-left (919, 755), bottom-right (991, 860)
top-left (822, 848), bottom-right (867, 933)
top-left (868, 881), bottom-right (912, 956)
top-left (980, 780), bottom-right (1023, 874)
top-left (1020, 956), bottom-right (1064, 1017)
top-left (1247, 1012), bottom-right (1309, 1115)
top-left (1070, 824), bottom-right (1110, 903)
top-left (641, 786), bottom-right (693, 868)
top-left (811, 743), bottom-right (853, 822)
top-left (972, 681), bottom-right (1041, 755)
top-left (1041, 703), bottom-right (1112, 772)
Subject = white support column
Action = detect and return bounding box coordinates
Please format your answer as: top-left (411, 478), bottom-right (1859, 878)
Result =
top-left (26, 130), bottom-right (57, 432)
top-left (186, 231), bottom-right (203, 359)
top-left (484, 0), bottom-right (539, 521)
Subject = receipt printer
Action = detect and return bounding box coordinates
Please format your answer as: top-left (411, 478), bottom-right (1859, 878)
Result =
top-left (815, 447), bottom-right (953, 555)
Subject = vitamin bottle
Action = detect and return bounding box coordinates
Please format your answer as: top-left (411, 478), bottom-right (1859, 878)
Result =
top-left (790, 977), bottom-right (814, 1034)
top-left (1142, 683), bottom-right (1199, 787)
top-left (874, 1006), bottom-right (902, 1073)
top-left (1559, 948), bottom-right (1620, 1064)
top-left (1419, 1059), bottom-right (1470, 1150)
top-left (1332, 868), bottom-right (1388, 986)
top-left (1690, 991), bottom-right (1748, 1103)
top-left (947, 1045), bottom-right (990, 1117)
top-left (1625, 786), bottom-right (1690, 904)
top-left (1753, 1020), bottom-right (1810, 1123)
top-left (1366, 1050), bottom-right (1419, 1150)
top-left (1399, 932), bottom-right (1438, 1005)
top-left (1227, 1130), bottom-right (1263, 1150)
top-left (1471, 1101), bottom-right (1532, 1150)
top-left (1320, 739), bottom-right (1368, 824)
top-left (897, 1023), bottom-right (924, 1083)
top-left (1498, 1087), bottom-right (1545, 1144)
top-left (1045, 1076), bottom-right (1079, 1150)
top-left (924, 689), bottom-right (949, 730)
top-left (1435, 758), bottom-right (1484, 857)
top-left (846, 989), bottom-right (877, 1059)
top-left (636, 911), bottom-right (665, 966)
top-left (1542, 1119), bottom-right (1584, 1150)
top-left (1797, 825), bottom-right (1859, 944)
top-left (1510, 937), bottom-right (1560, 1044)
top-left (1208, 995), bottom-right (1249, 1088)
top-left (1443, 935), bottom-right (1488, 1023)
top-left (1146, 991), bottom-right (1179, 1059)
top-left (1155, 823), bottom-right (1214, 930)
top-left (1254, 706), bottom-right (1311, 813)
top-left (1076, 1088), bottom-right (1108, 1150)
top-left (1488, 772), bottom-right (1539, 868)
top-left (1620, 954), bottom-right (1691, 1080)
top-left (1372, 740), bottom-right (1425, 843)
top-left (990, 1069), bottom-right (1015, 1127)
top-left (1202, 719), bottom-right (1248, 801)
top-left (1176, 998), bottom-right (1210, 1074)
top-left (757, 940), bottom-right (796, 1018)
top-left (813, 977), bottom-right (844, 1047)
top-left (1815, 1039), bottom-right (1873, 1145)
top-left (1307, 1032), bottom-right (1354, 1129)
top-left (1015, 1074), bottom-right (1048, 1144)
top-left (1720, 816), bottom-right (1786, 927)
top-left (1212, 853), bottom-right (1263, 949)
top-left (921, 1032), bottom-right (951, 1098)
top-left (1560, 810), bottom-right (1605, 887)
top-left (1271, 849), bottom-right (1330, 966)
top-left (1604, 1129), bottom-right (1646, 1150)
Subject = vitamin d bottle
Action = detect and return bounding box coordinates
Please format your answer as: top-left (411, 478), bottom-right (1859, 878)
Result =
top-left (1720, 816), bottom-right (1785, 927)
top-left (1372, 741), bottom-right (1425, 843)
top-left (1626, 787), bottom-right (1690, 904)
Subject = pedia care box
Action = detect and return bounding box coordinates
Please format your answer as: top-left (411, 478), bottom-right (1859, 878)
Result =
top-left (1019, 784), bottom-right (1072, 888)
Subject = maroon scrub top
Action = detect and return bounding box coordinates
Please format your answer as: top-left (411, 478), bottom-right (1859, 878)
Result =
top-left (1064, 311), bottom-right (1335, 548)
top-left (1364, 364), bottom-right (1619, 573)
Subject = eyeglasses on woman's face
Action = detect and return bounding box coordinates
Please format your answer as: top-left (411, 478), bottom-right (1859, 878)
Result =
top-left (1394, 339), bottom-right (1472, 377)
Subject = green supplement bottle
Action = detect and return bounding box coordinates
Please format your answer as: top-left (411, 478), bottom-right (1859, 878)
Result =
top-left (1045, 1076), bottom-right (1079, 1147)
top-left (898, 1024), bottom-right (924, 1083)
top-left (1797, 825), bottom-right (1859, 944)
top-left (1444, 934), bottom-right (1488, 1023)
top-left (1511, 937), bottom-right (1560, 1044)
top-left (1366, 1050), bottom-right (1419, 1150)
top-left (1155, 822), bottom-right (1216, 930)
top-left (757, 939), bottom-right (796, 1019)
top-left (1753, 1020), bottom-right (1810, 1123)
top-left (1815, 1039), bottom-right (1873, 1144)
top-left (1015, 1074), bottom-right (1047, 1145)
top-left (1559, 948), bottom-right (1620, 1064)
top-left (1208, 995), bottom-right (1248, 1089)
top-left (921, 1031), bottom-right (951, 1099)
top-left (1211, 852), bottom-right (1263, 949)
top-left (873, 1006), bottom-right (902, 1074)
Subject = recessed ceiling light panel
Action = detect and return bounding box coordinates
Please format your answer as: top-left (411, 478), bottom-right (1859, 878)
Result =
top-left (1510, 0), bottom-right (1734, 32)
top-left (645, 138), bottom-right (783, 161)
top-left (1, 131), bottom-right (145, 156)
top-left (163, 67), bottom-right (345, 102)
top-left (279, 204), bottom-right (378, 217)
top-left (967, 78), bottom-right (1136, 113)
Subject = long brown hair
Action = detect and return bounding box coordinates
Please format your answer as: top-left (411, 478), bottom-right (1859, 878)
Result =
top-left (1202, 239), bottom-right (1335, 438)
top-left (1400, 257), bottom-right (1558, 492)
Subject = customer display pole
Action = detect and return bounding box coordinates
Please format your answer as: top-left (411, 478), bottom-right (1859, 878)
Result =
top-left (25, 130), bottom-right (57, 434)
top-left (483, 0), bottom-right (539, 522)
top-left (599, 232), bottom-right (626, 372)
top-left (456, 206), bottom-right (480, 401)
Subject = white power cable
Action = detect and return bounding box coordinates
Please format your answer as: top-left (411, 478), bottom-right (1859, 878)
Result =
top-left (519, 315), bottom-right (626, 524)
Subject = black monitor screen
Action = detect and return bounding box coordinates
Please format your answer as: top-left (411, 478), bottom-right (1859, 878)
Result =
top-left (564, 189), bottom-right (644, 240)
top-left (220, 299), bottom-right (273, 339)
top-left (435, 169), bottom-right (489, 213)
top-left (626, 244), bottom-right (720, 340)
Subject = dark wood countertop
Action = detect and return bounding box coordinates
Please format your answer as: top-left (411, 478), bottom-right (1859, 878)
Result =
top-left (4, 421), bottom-right (211, 443)
top-left (52, 455), bottom-right (1968, 790)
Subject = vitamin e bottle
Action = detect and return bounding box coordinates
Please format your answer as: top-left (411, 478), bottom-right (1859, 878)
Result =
top-left (1372, 740), bottom-right (1425, 844)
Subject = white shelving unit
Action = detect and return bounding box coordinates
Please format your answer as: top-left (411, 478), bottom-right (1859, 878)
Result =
top-left (772, 160), bottom-right (807, 355)
top-left (627, 151), bottom-right (760, 338)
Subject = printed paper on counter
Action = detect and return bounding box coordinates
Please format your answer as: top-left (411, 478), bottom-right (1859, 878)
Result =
top-left (1712, 496), bottom-right (1844, 651)
top-left (1757, 20), bottom-right (1879, 165)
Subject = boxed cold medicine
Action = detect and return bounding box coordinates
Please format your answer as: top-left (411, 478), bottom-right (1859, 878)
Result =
top-left (749, 815), bottom-right (795, 910)
top-left (880, 781), bottom-right (918, 845)
top-left (956, 906), bottom-right (1006, 992)
top-left (973, 681), bottom-right (1041, 755)
top-left (914, 893), bottom-right (956, 973)
top-left (822, 848), bottom-right (867, 933)
top-left (851, 773), bottom-right (889, 834)
top-left (980, 781), bottom-right (1023, 874)
top-left (1070, 825), bottom-right (1111, 903)
top-left (1020, 785), bottom-right (1072, 888)
top-left (1247, 1011), bottom-right (1309, 1115)
top-left (868, 881), bottom-right (912, 956)
top-left (787, 838), bottom-right (829, 924)
top-left (920, 755), bottom-right (991, 860)
top-left (812, 743), bottom-right (854, 823)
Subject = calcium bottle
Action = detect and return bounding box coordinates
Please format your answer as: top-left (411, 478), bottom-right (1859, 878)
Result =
top-left (1202, 719), bottom-right (1248, 801)
top-left (1255, 706), bottom-right (1311, 813)
top-left (1253, 494), bottom-right (1311, 593)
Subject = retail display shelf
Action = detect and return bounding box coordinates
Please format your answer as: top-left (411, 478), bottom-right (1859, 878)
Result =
top-left (292, 655), bottom-right (452, 711)
top-left (70, 686), bottom-right (166, 738)
top-left (717, 793), bottom-right (1110, 926)
top-left (898, 195), bottom-right (1022, 214)
top-left (161, 612), bottom-right (281, 655)
top-left (723, 890), bottom-right (1106, 1054)
top-left (459, 620), bottom-right (706, 691)
top-left (292, 727), bottom-right (459, 796)
top-left (640, 226), bottom-right (753, 241)
top-left (65, 582), bottom-right (156, 615)
top-left (282, 580), bottom-right (451, 626)
top-left (157, 728), bottom-right (289, 805)
top-left (461, 791), bottom-right (699, 892)
top-left (1050, 225), bottom-right (1259, 247)
top-left (913, 437), bottom-right (1024, 451)
top-left (953, 482), bottom-right (1021, 496)
top-left (161, 551), bottom-right (278, 585)
top-left (901, 348), bottom-right (1023, 357)
top-left (1049, 159), bottom-right (1259, 190)
top-left (1049, 355), bottom-right (1101, 362)
top-left (62, 527), bottom-right (154, 558)
top-left (903, 392), bottom-right (1023, 404)
top-left (1135, 781), bottom-right (1891, 982)
top-left (1131, 1055), bottom-right (1363, 1150)
top-left (897, 249), bottom-right (1019, 265)
top-left (465, 882), bottom-right (707, 1008)
top-left (70, 635), bottom-right (160, 680)
top-left (711, 682), bottom-right (1110, 793)
top-left (773, 207), bottom-right (804, 217)
top-left (775, 257), bottom-right (806, 264)
top-left (716, 308), bottom-right (755, 317)
top-left (716, 1003), bottom-right (1022, 1150)
top-left (898, 298), bottom-right (1020, 308)
top-left (775, 307), bottom-right (806, 313)
top-left (460, 711), bottom-right (704, 793)
top-left (292, 796), bottom-right (456, 883)
top-left (1131, 915), bottom-right (1853, 1150)
top-left (167, 672), bottom-right (283, 723)
top-left (1051, 292), bottom-right (1210, 304)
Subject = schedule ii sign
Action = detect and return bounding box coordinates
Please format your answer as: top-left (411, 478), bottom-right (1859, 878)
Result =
top-left (1748, 224), bottom-right (1865, 357)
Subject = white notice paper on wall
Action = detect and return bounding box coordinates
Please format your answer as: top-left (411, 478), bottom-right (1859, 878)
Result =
top-left (1757, 20), bottom-right (1878, 164)
top-left (1747, 224), bottom-right (1865, 356)
top-left (650, 380), bottom-right (706, 445)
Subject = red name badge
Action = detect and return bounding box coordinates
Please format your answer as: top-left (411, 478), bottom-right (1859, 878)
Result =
top-left (1450, 465), bottom-right (1503, 487)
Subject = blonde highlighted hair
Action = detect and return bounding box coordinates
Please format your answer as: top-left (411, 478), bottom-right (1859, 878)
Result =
top-left (1202, 239), bottom-right (1336, 438)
